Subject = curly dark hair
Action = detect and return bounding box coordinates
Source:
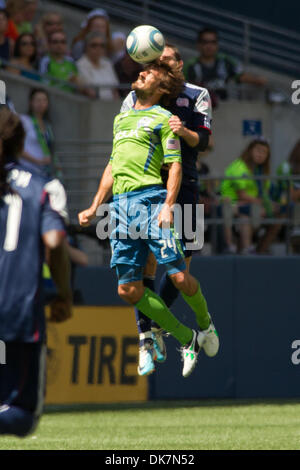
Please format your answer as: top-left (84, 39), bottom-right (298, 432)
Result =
top-left (143, 59), bottom-right (184, 107)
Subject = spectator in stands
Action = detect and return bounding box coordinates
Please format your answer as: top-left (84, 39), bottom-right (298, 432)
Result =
top-left (7, 32), bottom-right (40, 80)
top-left (76, 31), bottom-right (119, 100)
top-left (184, 27), bottom-right (267, 107)
top-left (276, 140), bottom-right (300, 204)
top-left (71, 8), bottom-right (113, 61)
top-left (221, 138), bottom-right (277, 254)
top-left (273, 140), bottom-right (300, 254)
top-left (39, 30), bottom-right (81, 93)
top-left (19, 87), bottom-right (58, 177)
top-left (5, 0), bottom-right (23, 40)
top-left (197, 155), bottom-right (216, 216)
top-left (5, 0), bottom-right (36, 39)
top-left (114, 51), bottom-right (143, 98)
top-left (17, 0), bottom-right (38, 34)
top-left (111, 31), bottom-right (126, 64)
top-left (34, 11), bottom-right (64, 59)
top-left (0, 9), bottom-right (14, 65)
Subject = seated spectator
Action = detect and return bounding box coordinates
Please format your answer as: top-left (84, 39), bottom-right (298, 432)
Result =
top-left (5, 0), bottom-right (35, 39)
top-left (71, 8), bottom-right (112, 61)
top-left (276, 140), bottom-right (300, 204)
top-left (275, 140), bottom-right (300, 254)
top-left (184, 27), bottom-right (267, 107)
top-left (7, 32), bottom-right (40, 80)
top-left (114, 51), bottom-right (143, 98)
top-left (76, 32), bottom-right (119, 100)
top-left (221, 138), bottom-right (277, 254)
top-left (19, 87), bottom-right (60, 178)
top-left (17, 0), bottom-right (38, 34)
top-left (5, 0), bottom-right (23, 40)
top-left (111, 31), bottom-right (126, 64)
top-left (0, 9), bottom-right (14, 65)
top-left (34, 11), bottom-right (64, 59)
top-left (197, 157), bottom-right (215, 216)
top-left (39, 30), bottom-right (81, 93)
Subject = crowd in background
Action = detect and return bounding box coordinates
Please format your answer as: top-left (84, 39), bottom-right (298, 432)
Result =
top-left (1, 0), bottom-right (299, 256)
top-left (0, 1), bottom-right (269, 102)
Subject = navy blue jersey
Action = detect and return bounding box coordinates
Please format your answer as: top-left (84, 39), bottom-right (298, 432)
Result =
top-left (0, 162), bottom-right (67, 343)
top-left (120, 83), bottom-right (212, 186)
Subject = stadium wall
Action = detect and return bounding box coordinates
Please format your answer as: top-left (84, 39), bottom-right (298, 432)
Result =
top-left (45, 257), bottom-right (300, 404)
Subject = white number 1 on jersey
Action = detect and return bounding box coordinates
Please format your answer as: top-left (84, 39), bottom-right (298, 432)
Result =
top-left (3, 193), bottom-right (23, 252)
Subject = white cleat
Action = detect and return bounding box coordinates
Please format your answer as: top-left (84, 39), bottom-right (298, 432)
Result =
top-left (137, 341), bottom-right (156, 376)
top-left (151, 327), bottom-right (167, 363)
top-left (181, 329), bottom-right (206, 378)
top-left (202, 315), bottom-right (219, 357)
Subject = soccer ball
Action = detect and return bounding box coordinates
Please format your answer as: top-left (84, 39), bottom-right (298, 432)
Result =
top-left (126, 25), bottom-right (165, 64)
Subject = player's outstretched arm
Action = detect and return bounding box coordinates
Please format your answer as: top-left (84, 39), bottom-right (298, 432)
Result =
top-left (43, 233), bottom-right (73, 322)
top-left (78, 163), bottom-right (114, 227)
top-left (158, 161), bottom-right (182, 228)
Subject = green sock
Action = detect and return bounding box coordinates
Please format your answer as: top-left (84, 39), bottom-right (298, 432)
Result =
top-left (181, 283), bottom-right (210, 330)
top-left (136, 288), bottom-right (193, 346)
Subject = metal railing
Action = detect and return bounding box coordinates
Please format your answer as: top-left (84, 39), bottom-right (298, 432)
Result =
top-left (55, 140), bottom-right (300, 261)
top-left (58, 0), bottom-right (300, 76)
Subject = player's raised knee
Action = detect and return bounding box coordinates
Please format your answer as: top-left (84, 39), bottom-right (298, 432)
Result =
top-left (169, 271), bottom-right (187, 291)
top-left (118, 283), bottom-right (144, 304)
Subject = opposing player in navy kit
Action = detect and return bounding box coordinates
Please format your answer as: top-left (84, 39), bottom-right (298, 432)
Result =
top-left (120, 44), bottom-right (217, 375)
top-left (0, 107), bottom-right (72, 437)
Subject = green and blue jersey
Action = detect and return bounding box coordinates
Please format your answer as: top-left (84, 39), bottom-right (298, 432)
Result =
top-left (110, 105), bottom-right (181, 195)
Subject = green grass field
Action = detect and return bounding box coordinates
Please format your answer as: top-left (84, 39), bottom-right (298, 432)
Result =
top-left (1, 399), bottom-right (300, 450)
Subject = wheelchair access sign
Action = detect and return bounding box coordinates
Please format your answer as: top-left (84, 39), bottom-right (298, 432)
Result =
top-left (243, 120), bottom-right (262, 136)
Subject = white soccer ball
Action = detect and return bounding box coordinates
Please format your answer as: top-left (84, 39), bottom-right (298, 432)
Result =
top-left (126, 25), bottom-right (165, 64)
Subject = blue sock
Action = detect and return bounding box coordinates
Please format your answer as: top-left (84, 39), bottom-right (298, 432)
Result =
top-left (0, 405), bottom-right (36, 437)
top-left (134, 277), bottom-right (155, 343)
top-left (159, 272), bottom-right (179, 308)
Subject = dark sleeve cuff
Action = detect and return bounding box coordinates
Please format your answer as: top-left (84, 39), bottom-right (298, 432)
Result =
top-left (195, 129), bottom-right (210, 152)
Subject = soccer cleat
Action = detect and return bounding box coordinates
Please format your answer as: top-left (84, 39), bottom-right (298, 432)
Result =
top-left (137, 340), bottom-right (156, 376)
top-left (181, 329), bottom-right (206, 378)
top-left (152, 327), bottom-right (167, 363)
top-left (202, 315), bottom-right (219, 357)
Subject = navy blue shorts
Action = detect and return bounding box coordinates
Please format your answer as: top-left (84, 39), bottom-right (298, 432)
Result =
top-left (0, 342), bottom-right (46, 416)
top-left (176, 184), bottom-right (199, 258)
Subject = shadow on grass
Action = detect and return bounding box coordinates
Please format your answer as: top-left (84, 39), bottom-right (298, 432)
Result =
top-left (44, 397), bottom-right (300, 415)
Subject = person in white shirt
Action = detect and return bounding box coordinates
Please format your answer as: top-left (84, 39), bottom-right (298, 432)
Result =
top-left (19, 88), bottom-right (56, 177)
top-left (76, 32), bottom-right (119, 101)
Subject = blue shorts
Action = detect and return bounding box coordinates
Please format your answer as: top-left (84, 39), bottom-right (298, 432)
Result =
top-left (109, 186), bottom-right (186, 284)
